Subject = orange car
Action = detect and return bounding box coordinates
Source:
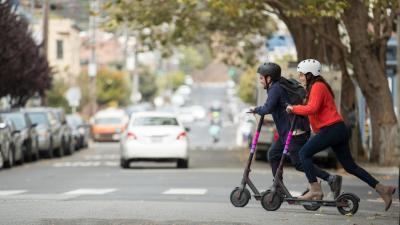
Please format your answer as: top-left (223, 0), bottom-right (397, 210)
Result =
top-left (91, 109), bottom-right (128, 142)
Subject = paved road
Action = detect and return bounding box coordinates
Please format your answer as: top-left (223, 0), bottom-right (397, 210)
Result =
top-left (0, 142), bottom-right (398, 225)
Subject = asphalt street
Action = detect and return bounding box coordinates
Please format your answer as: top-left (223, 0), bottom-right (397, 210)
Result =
top-left (0, 84), bottom-right (398, 225)
top-left (0, 141), bottom-right (398, 225)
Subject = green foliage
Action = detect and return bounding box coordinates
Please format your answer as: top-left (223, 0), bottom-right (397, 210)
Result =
top-left (156, 70), bottom-right (186, 93)
top-left (46, 79), bottom-right (70, 113)
top-left (179, 45), bottom-right (211, 73)
top-left (238, 67), bottom-right (257, 104)
top-left (95, 67), bottom-right (131, 107)
top-left (138, 66), bottom-right (158, 102)
top-left (104, 0), bottom-right (277, 68)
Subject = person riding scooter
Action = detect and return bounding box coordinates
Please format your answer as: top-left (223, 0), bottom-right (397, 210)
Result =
top-left (249, 62), bottom-right (342, 198)
top-left (286, 59), bottom-right (396, 210)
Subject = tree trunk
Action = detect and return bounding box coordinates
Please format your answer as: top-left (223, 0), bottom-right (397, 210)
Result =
top-left (342, 0), bottom-right (398, 165)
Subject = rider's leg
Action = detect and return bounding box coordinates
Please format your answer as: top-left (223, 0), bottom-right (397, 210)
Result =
top-left (289, 132), bottom-right (342, 198)
top-left (268, 138), bottom-right (284, 179)
top-left (331, 123), bottom-right (395, 211)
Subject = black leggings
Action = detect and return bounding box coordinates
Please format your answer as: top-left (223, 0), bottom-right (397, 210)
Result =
top-left (268, 133), bottom-right (330, 181)
top-left (299, 122), bottom-right (379, 188)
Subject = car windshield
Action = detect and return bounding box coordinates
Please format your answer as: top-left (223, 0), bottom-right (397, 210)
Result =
top-left (66, 116), bottom-right (83, 127)
top-left (28, 113), bottom-right (49, 126)
top-left (4, 113), bottom-right (26, 130)
top-left (95, 117), bottom-right (122, 125)
top-left (132, 117), bottom-right (178, 126)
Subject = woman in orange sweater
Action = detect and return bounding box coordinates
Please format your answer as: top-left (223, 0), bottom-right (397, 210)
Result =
top-left (286, 59), bottom-right (396, 211)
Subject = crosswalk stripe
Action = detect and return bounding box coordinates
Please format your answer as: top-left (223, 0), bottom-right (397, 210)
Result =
top-left (0, 190), bottom-right (27, 196)
top-left (163, 188), bottom-right (207, 195)
top-left (63, 188), bottom-right (117, 195)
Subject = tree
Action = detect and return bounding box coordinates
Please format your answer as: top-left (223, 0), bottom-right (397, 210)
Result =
top-left (138, 66), bottom-right (158, 102)
top-left (46, 79), bottom-right (70, 113)
top-left (95, 67), bottom-right (131, 107)
top-left (104, 0), bottom-right (277, 67)
top-left (238, 67), bottom-right (257, 105)
top-left (105, 0), bottom-right (399, 165)
top-left (0, 1), bottom-right (52, 107)
top-left (267, 0), bottom-right (398, 165)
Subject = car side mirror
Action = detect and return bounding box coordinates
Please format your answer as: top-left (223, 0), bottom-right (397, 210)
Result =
top-left (184, 127), bottom-right (191, 132)
top-left (31, 123), bottom-right (38, 128)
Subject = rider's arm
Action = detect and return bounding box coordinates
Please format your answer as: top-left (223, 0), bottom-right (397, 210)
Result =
top-left (254, 87), bottom-right (279, 115)
top-left (292, 82), bottom-right (325, 115)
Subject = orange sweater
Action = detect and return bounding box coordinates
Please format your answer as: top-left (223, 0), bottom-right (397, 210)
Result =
top-left (292, 82), bottom-right (343, 133)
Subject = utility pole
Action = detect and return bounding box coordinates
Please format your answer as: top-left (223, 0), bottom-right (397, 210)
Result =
top-left (41, 0), bottom-right (49, 106)
top-left (88, 0), bottom-right (98, 116)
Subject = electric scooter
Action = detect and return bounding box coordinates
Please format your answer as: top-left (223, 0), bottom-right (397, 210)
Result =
top-left (230, 114), bottom-right (265, 207)
top-left (260, 116), bottom-right (361, 215)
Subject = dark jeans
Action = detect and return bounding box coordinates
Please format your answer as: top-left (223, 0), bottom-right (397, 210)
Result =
top-left (268, 132), bottom-right (330, 181)
top-left (299, 122), bottom-right (379, 188)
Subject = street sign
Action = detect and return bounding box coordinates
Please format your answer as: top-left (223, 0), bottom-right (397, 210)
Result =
top-left (65, 87), bottom-right (81, 107)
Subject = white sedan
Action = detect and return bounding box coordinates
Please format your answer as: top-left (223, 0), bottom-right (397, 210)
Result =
top-left (120, 112), bottom-right (189, 169)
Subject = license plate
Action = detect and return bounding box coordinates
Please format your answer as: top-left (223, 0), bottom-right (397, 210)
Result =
top-left (151, 137), bottom-right (162, 143)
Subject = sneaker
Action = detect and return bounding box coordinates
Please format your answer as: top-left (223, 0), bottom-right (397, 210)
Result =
top-left (328, 175), bottom-right (342, 199)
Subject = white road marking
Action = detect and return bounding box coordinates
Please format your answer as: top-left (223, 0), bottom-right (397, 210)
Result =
top-left (367, 199), bottom-right (400, 205)
top-left (63, 188), bottom-right (116, 195)
top-left (0, 190), bottom-right (27, 196)
top-left (163, 188), bottom-right (207, 195)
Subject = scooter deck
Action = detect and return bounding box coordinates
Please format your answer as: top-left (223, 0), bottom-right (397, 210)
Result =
top-left (285, 197), bottom-right (345, 207)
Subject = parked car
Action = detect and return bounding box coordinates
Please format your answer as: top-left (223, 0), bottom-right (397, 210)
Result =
top-left (120, 111), bottom-right (189, 169)
top-left (66, 114), bottom-right (90, 150)
top-left (0, 111), bottom-right (39, 161)
top-left (1, 117), bottom-right (24, 165)
top-left (91, 108), bottom-right (128, 142)
top-left (0, 118), bottom-right (14, 169)
top-left (23, 108), bottom-right (62, 158)
top-left (50, 108), bottom-right (74, 155)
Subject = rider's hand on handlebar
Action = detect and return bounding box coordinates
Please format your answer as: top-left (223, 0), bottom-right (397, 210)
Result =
top-left (286, 105), bottom-right (293, 113)
top-left (247, 107), bottom-right (256, 114)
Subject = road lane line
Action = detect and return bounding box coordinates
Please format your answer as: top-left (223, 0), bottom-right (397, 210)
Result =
top-left (0, 190), bottom-right (27, 196)
top-left (63, 188), bottom-right (117, 195)
top-left (162, 188), bottom-right (207, 195)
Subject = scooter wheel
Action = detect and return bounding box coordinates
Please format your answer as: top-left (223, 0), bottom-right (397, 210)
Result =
top-left (261, 190), bottom-right (282, 211)
top-left (301, 189), bottom-right (321, 211)
top-left (336, 193), bottom-right (359, 215)
top-left (230, 187), bottom-right (251, 207)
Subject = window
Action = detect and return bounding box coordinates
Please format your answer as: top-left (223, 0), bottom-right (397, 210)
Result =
top-left (132, 117), bottom-right (178, 126)
top-left (56, 40), bottom-right (63, 59)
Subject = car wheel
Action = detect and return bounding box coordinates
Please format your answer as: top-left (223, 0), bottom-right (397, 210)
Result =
top-left (4, 145), bottom-right (15, 168)
top-left (47, 140), bottom-right (54, 159)
top-left (177, 159), bottom-right (188, 169)
top-left (67, 137), bottom-right (74, 155)
top-left (120, 158), bottom-right (129, 169)
top-left (25, 142), bottom-right (33, 162)
top-left (17, 145), bottom-right (26, 165)
top-left (56, 138), bottom-right (65, 157)
top-left (0, 150), bottom-right (4, 169)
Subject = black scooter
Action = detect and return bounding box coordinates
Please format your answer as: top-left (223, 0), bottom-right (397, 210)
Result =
top-left (230, 114), bottom-right (266, 207)
top-left (230, 113), bottom-right (360, 215)
top-left (260, 116), bottom-right (360, 215)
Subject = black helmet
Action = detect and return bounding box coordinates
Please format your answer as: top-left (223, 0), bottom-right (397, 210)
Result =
top-left (257, 62), bottom-right (281, 81)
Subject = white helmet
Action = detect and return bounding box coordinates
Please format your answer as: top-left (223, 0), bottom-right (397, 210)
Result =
top-left (297, 59), bottom-right (321, 76)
